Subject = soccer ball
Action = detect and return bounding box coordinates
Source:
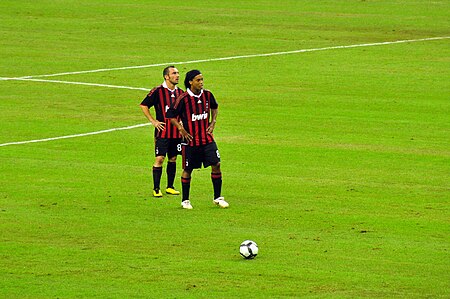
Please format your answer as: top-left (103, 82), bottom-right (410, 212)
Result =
top-left (239, 240), bottom-right (258, 259)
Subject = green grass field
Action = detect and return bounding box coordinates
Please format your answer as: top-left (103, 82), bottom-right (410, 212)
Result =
top-left (1, 1), bottom-right (449, 297)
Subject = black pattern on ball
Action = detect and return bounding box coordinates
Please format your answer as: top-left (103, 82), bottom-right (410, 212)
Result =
top-left (240, 241), bottom-right (258, 259)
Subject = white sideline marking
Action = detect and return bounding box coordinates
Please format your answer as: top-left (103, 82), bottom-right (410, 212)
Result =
top-left (0, 123), bottom-right (150, 147)
top-left (13, 36), bottom-right (450, 80)
top-left (1, 36), bottom-right (448, 147)
top-left (0, 77), bottom-right (148, 91)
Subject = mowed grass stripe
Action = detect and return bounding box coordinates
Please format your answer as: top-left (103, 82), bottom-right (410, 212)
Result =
top-left (1, 36), bottom-right (448, 148)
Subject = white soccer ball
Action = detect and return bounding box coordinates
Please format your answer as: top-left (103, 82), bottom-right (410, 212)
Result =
top-left (239, 240), bottom-right (258, 259)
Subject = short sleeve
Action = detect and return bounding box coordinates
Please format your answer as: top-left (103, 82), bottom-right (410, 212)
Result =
top-left (140, 87), bottom-right (157, 107)
top-left (209, 92), bottom-right (218, 109)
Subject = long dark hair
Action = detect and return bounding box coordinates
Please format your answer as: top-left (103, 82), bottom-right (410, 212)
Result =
top-left (184, 69), bottom-right (201, 89)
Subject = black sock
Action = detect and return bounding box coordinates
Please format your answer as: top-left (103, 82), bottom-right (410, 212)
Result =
top-left (166, 162), bottom-right (176, 189)
top-left (181, 177), bottom-right (191, 202)
top-left (211, 172), bottom-right (222, 199)
top-left (153, 166), bottom-right (162, 190)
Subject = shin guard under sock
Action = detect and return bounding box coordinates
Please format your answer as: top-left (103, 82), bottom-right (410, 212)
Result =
top-left (166, 162), bottom-right (176, 189)
top-left (181, 177), bottom-right (191, 202)
top-left (152, 166), bottom-right (162, 190)
top-left (211, 172), bottom-right (222, 199)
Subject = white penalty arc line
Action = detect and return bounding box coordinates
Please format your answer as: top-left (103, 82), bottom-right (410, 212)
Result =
top-left (1, 36), bottom-right (449, 147)
top-left (0, 123), bottom-right (150, 147)
top-left (13, 36), bottom-right (450, 80)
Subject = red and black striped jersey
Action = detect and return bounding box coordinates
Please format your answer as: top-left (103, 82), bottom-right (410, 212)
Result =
top-left (140, 84), bottom-right (184, 139)
top-left (166, 89), bottom-right (218, 147)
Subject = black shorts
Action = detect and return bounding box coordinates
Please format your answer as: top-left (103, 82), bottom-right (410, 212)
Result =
top-left (182, 142), bottom-right (221, 170)
top-left (155, 138), bottom-right (182, 158)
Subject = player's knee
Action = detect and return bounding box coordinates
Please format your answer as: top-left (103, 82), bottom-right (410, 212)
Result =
top-left (168, 156), bottom-right (177, 163)
top-left (182, 169), bottom-right (192, 178)
top-left (212, 162), bottom-right (221, 172)
top-left (154, 156), bottom-right (165, 166)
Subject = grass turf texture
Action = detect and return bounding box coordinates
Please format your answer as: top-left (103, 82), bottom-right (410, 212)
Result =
top-left (1, 0), bottom-right (449, 297)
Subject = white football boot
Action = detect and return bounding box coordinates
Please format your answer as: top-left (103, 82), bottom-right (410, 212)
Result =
top-left (213, 197), bottom-right (229, 208)
top-left (181, 200), bottom-right (193, 209)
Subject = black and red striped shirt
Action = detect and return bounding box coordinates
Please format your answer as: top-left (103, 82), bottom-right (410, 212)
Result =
top-left (140, 83), bottom-right (184, 139)
top-left (166, 89), bottom-right (218, 147)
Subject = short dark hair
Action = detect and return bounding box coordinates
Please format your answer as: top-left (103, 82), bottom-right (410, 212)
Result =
top-left (163, 65), bottom-right (176, 78)
top-left (184, 69), bottom-right (201, 89)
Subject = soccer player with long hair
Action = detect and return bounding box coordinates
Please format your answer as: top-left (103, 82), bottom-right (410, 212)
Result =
top-left (166, 70), bottom-right (228, 209)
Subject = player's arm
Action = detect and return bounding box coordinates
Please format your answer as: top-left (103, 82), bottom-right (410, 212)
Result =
top-left (167, 94), bottom-right (193, 142)
top-left (207, 108), bottom-right (218, 135)
top-left (170, 118), bottom-right (193, 142)
top-left (140, 104), bottom-right (165, 132)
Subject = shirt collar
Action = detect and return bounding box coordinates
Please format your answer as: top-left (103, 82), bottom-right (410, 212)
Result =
top-left (187, 88), bottom-right (203, 98)
top-left (162, 81), bottom-right (177, 92)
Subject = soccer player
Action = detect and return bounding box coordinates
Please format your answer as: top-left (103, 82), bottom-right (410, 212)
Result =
top-left (166, 70), bottom-right (229, 209)
top-left (140, 66), bottom-right (184, 197)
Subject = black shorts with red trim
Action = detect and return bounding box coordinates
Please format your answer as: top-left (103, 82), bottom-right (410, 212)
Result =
top-left (182, 142), bottom-right (221, 170)
top-left (155, 138), bottom-right (182, 158)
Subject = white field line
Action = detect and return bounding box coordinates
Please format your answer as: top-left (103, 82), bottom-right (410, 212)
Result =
top-left (12, 36), bottom-right (450, 80)
top-left (1, 36), bottom-right (449, 148)
top-left (0, 77), bottom-right (148, 91)
top-left (0, 123), bottom-right (151, 147)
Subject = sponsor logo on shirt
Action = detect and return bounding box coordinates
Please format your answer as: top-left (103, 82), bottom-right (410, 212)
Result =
top-left (192, 112), bottom-right (208, 121)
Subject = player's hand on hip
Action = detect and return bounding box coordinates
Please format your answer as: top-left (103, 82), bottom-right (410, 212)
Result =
top-left (206, 124), bottom-right (215, 135)
top-left (179, 127), bottom-right (193, 142)
top-left (152, 120), bottom-right (165, 132)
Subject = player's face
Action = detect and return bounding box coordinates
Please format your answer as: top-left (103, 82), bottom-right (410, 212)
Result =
top-left (166, 68), bottom-right (180, 85)
top-left (189, 74), bottom-right (204, 92)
